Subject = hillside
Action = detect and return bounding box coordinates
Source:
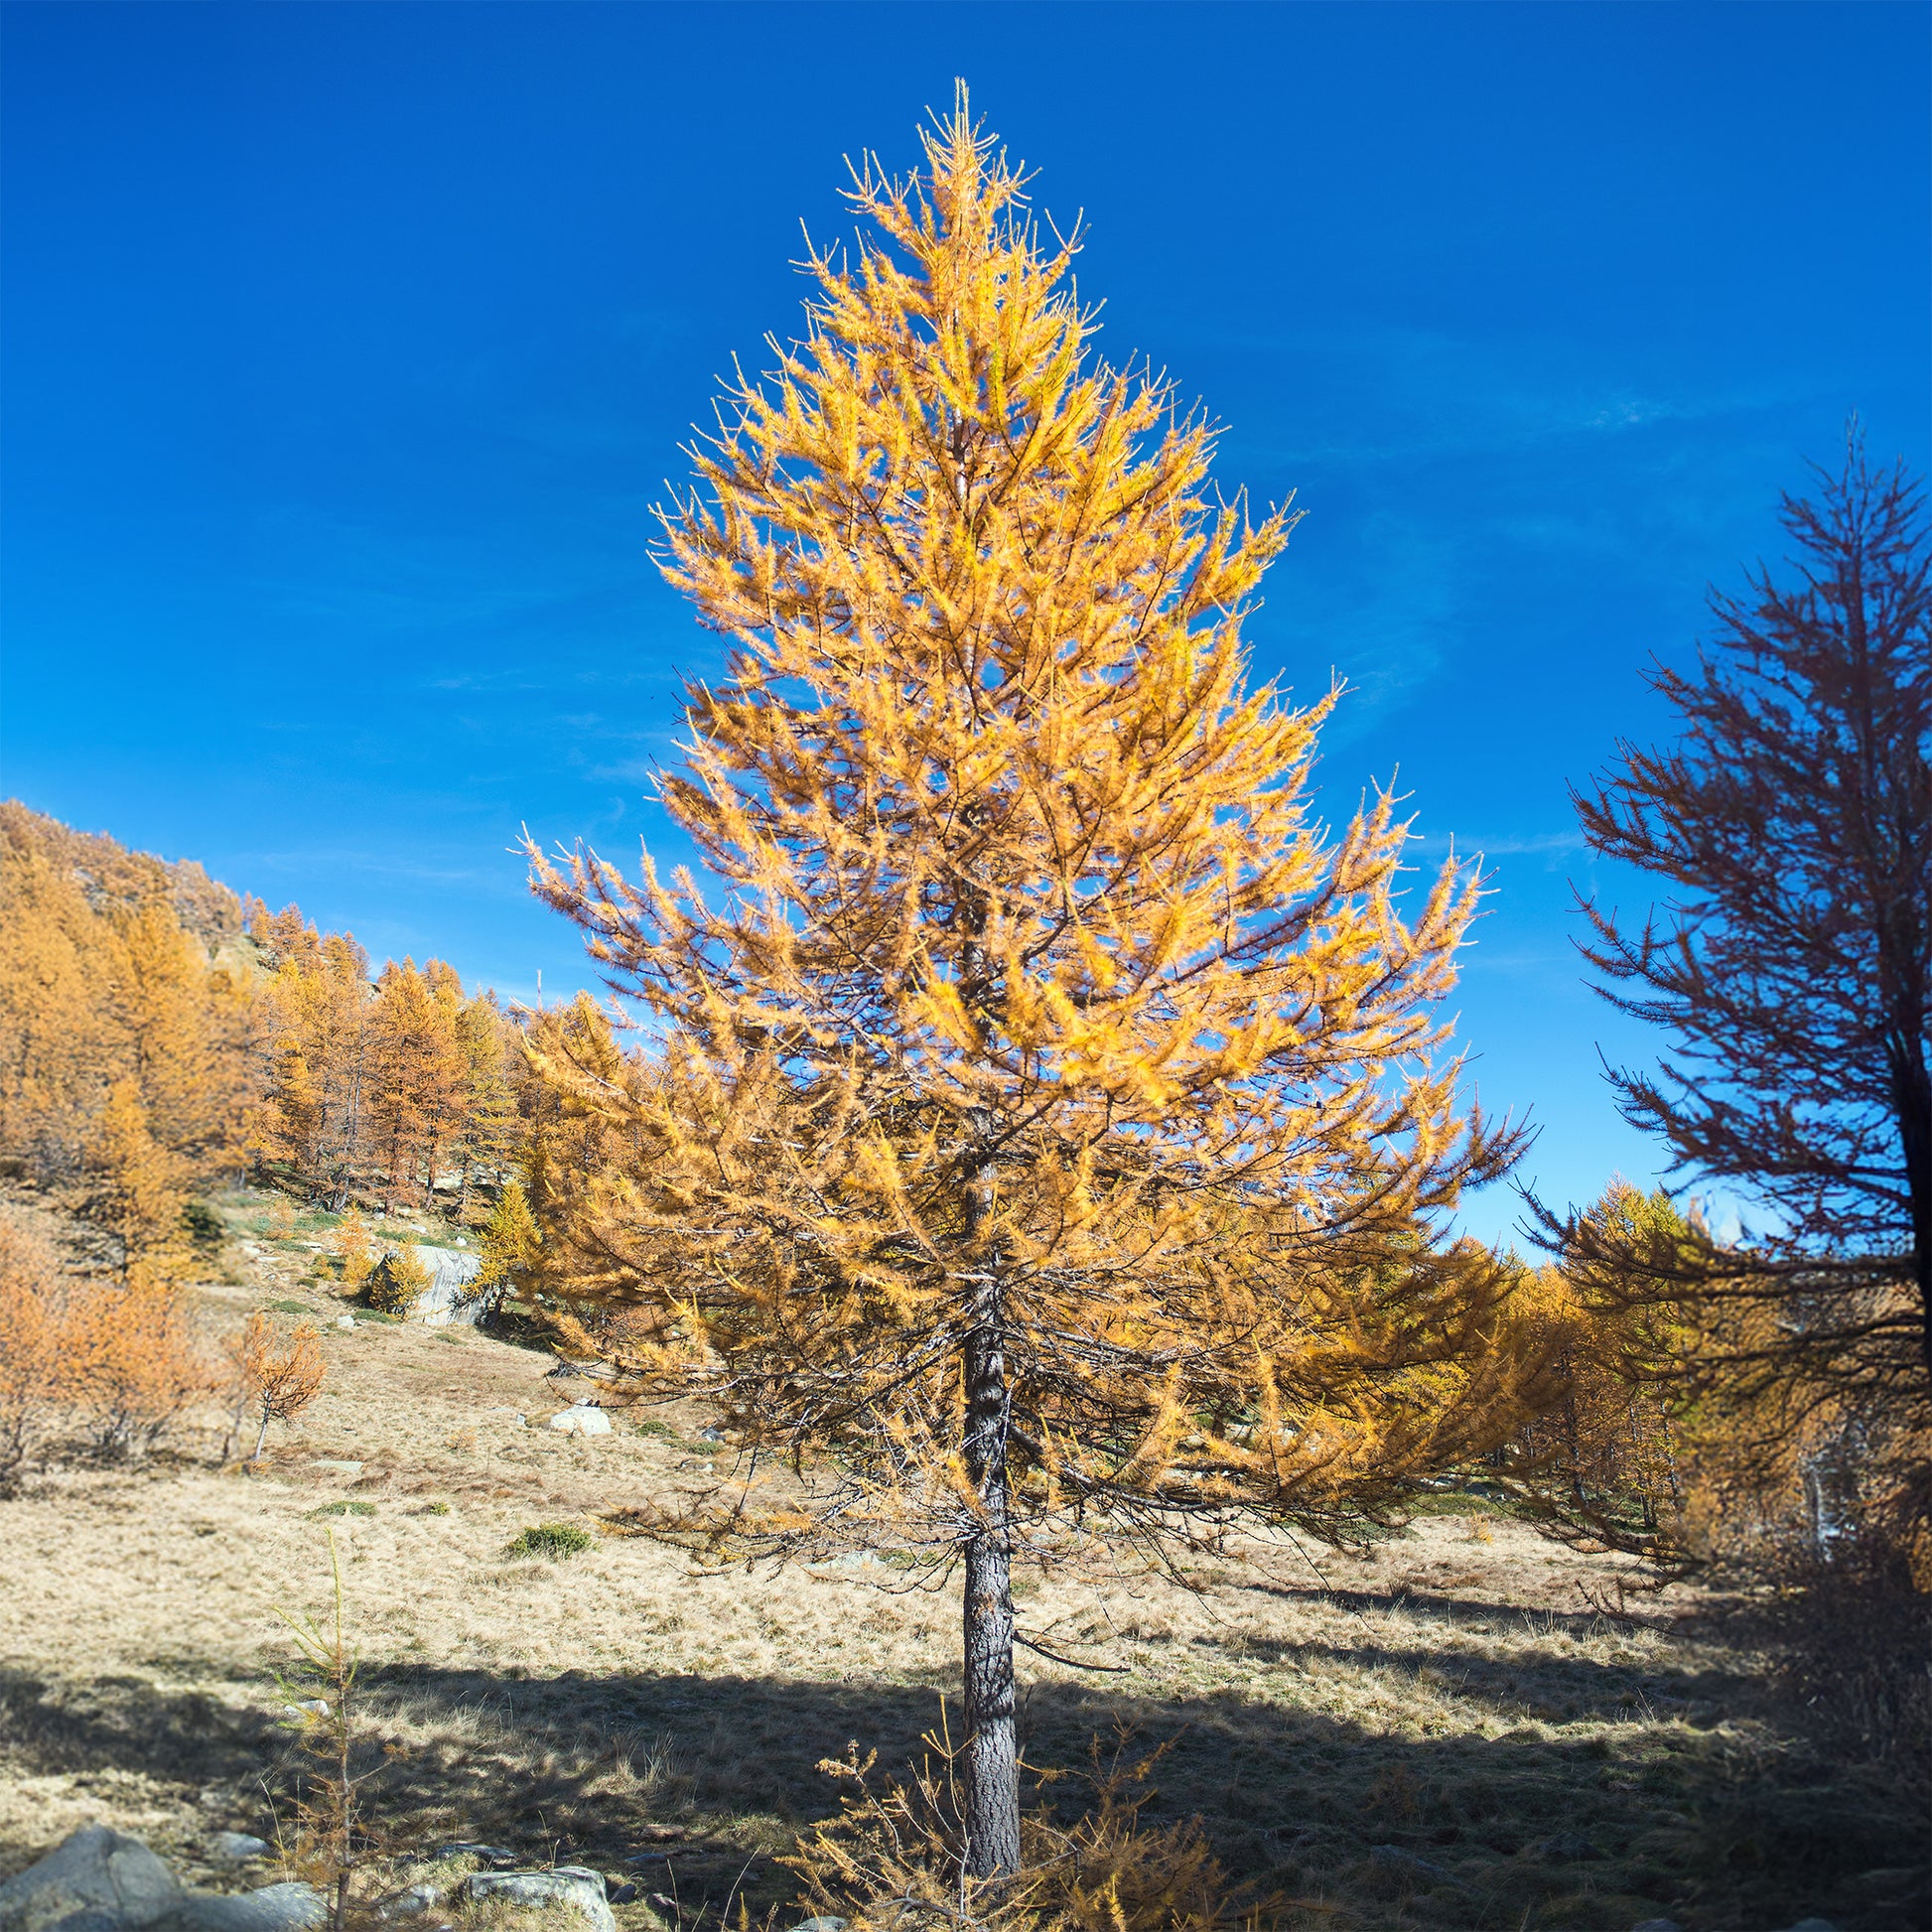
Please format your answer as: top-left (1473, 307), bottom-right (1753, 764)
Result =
top-left (0, 1183), bottom-right (1921, 1932)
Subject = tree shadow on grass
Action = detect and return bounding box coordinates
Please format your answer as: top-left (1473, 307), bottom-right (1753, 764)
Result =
top-left (0, 1661), bottom-right (1918, 1932)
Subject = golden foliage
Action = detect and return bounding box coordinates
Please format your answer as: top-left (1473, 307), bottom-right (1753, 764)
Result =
top-left (333, 1206), bottom-right (374, 1290)
top-left (59, 1271), bottom-right (214, 1459)
top-left (789, 1722), bottom-right (1281, 1932)
top-left (233, 1311), bottom-right (327, 1459)
top-left (527, 95), bottom-right (1528, 1554)
top-left (0, 1213), bottom-right (64, 1494)
top-left (0, 802), bottom-right (259, 1193)
top-left (366, 1243), bottom-right (432, 1316)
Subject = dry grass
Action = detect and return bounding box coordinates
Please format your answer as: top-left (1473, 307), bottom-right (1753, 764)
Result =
top-left (0, 1184), bottom-right (1923, 1932)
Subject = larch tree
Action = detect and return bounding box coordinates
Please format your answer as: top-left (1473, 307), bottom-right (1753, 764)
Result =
top-left (1559, 434), bottom-right (1931, 1543)
top-left (529, 96), bottom-right (1523, 1875)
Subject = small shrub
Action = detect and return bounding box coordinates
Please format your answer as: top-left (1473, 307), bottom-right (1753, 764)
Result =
top-left (231, 1312), bottom-right (327, 1460)
top-left (267, 1299), bottom-right (310, 1314)
top-left (309, 1500), bottom-right (376, 1519)
top-left (366, 1245), bottom-right (430, 1317)
top-left (789, 1721), bottom-right (1281, 1932)
top-left (505, 1522), bottom-right (595, 1562)
top-left (634, 1417), bottom-right (676, 1438)
top-left (182, 1201), bottom-right (225, 1253)
top-left (425, 1500), bottom-right (451, 1515)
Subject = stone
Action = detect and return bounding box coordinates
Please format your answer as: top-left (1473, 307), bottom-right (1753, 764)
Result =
top-left (430, 1849), bottom-right (516, 1868)
top-left (310, 1460), bottom-right (363, 1477)
top-left (459, 1869), bottom-right (614, 1932)
top-left (153, 1885), bottom-right (325, 1932)
top-left (203, 1839), bottom-right (269, 1866)
top-left (792, 1920), bottom-right (848, 1932)
top-left (0, 1827), bottom-right (181, 1932)
top-left (374, 1887), bottom-right (443, 1922)
top-left (335, 1316), bottom-right (355, 1331)
top-left (367, 1245), bottom-right (484, 1325)
top-left (548, 1406), bottom-right (612, 1437)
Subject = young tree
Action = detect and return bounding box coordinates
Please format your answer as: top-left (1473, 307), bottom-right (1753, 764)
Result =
top-left (471, 1178), bottom-right (542, 1314)
top-left (0, 1213), bottom-right (65, 1496)
top-left (88, 1079), bottom-right (189, 1284)
top-left (529, 97), bottom-right (1520, 1873)
top-left (233, 1311), bottom-right (327, 1459)
top-left (1564, 435), bottom-right (1931, 1457)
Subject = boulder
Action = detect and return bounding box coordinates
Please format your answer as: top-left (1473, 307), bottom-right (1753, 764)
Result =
top-left (793, 1920), bottom-right (848, 1932)
top-left (200, 1843), bottom-right (267, 1868)
top-left (368, 1245), bottom-right (484, 1325)
top-left (373, 1887), bottom-right (442, 1923)
top-left (459, 1869), bottom-right (614, 1932)
top-left (152, 1885), bottom-right (325, 1932)
top-left (0, 1828), bottom-right (180, 1932)
top-left (0, 1836), bottom-right (321, 1932)
top-left (548, 1406), bottom-right (612, 1438)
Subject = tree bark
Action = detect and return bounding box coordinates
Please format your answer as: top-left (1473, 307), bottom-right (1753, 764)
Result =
top-left (961, 1316), bottom-right (1020, 1877)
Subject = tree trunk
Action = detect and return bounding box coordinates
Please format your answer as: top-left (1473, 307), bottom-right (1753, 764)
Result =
top-left (961, 1318), bottom-right (1021, 1878)
top-left (253, 1403), bottom-right (272, 1461)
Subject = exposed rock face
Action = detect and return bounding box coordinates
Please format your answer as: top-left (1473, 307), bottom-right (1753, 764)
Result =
top-left (459, 1868), bottom-right (615, 1932)
top-left (367, 1245), bottom-right (484, 1324)
top-left (0, 1834), bottom-right (322, 1932)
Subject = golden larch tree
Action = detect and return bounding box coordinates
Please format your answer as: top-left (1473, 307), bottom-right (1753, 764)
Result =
top-left (529, 95), bottom-right (1522, 1872)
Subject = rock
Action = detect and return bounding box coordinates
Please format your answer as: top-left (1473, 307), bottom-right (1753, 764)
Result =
top-left (289, 1699), bottom-right (330, 1718)
top-left (431, 1848), bottom-right (516, 1868)
top-left (548, 1406), bottom-right (612, 1437)
top-left (204, 1840), bottom-right (268, 1866)
top-left (792, 1920), bottom-right (848, 1932)
top-left (1533, 1833), bottom-right (1600, 1862)
top-left (153, 1885), bottom-right (326, 1932)
top-left (335, 1315), bottom-right (355, 1330)
top-left (1367, 1845), bottom-right (1457, 1885)
top-left (374, 1888), bottom-right (443, 1922)
top-left (367, 1245), bottom-right (484, 1325)
top-left (0, 1827), bottom-right (181, 1932)
top-left (310, 1459), bottom-right (363, 1477)
top-left (150, 1885), bottom-right (322, 1932)
top-left (696, 1428), bottom-right (724, 1443)
top-left (459, 1869), bottom-right (614, 1932)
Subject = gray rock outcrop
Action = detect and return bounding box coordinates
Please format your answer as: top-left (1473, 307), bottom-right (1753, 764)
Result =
top-left (0, 1828), bottom-right (181, 1932)
top-left (460, 1868), bottom-right (614, 1932)
top-left (368, 1245), bottom-right (484, 1325)
top-left (153, 1885), bottom-right (324, 1932)
top-left (0, 1835), bottom-right (322, 1932)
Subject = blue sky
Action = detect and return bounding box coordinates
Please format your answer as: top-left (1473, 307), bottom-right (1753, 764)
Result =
top-left (3, 2), bottom-right (1926, 1245)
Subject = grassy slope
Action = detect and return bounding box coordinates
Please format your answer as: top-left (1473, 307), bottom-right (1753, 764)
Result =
top-left (0, 1189), bottom-right (1921, 1932)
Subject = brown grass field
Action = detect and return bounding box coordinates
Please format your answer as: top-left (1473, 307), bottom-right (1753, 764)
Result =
top-left (0, 1187), bottom-right (1923, 1932)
